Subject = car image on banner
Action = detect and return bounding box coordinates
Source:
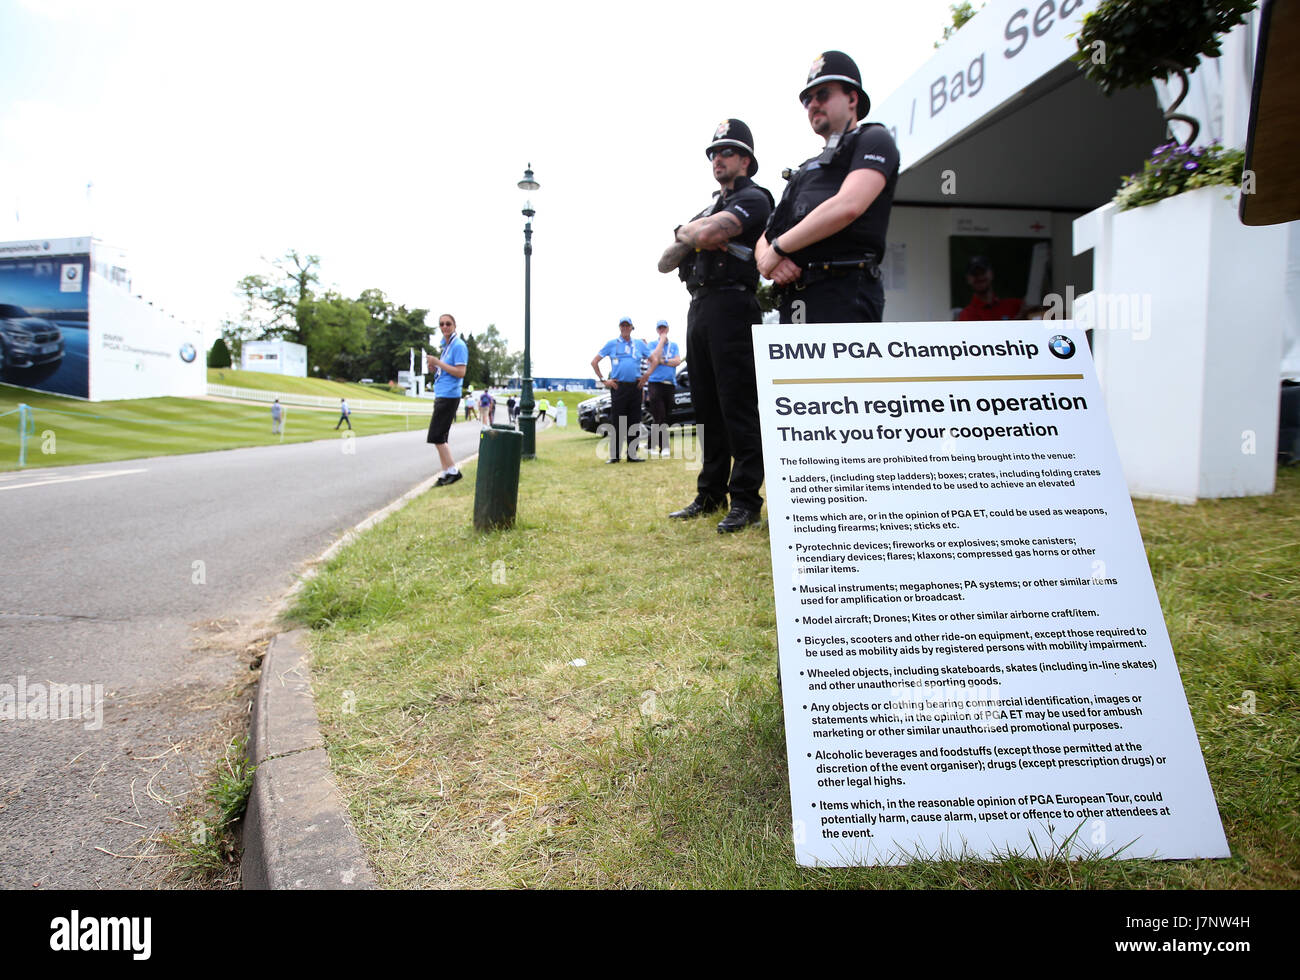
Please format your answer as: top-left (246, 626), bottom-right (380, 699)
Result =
top-left (0, 304), bottom-right (65, 370)
top-left (0, 255), bottom-right (89, 399)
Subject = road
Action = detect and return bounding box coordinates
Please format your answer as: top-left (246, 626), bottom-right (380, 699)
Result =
top-left (0, 414), bottom-right (490, 888)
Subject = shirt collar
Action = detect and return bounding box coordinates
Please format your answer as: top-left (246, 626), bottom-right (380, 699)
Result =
top-left (717, 174), bottom-right (754, 201)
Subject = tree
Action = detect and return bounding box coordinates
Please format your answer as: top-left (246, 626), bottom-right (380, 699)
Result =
top-left (356, 289), bottom-right (431, 382)
top-left (463, 332), bottom-right (485, 389)
top-left (235, 249), bottom-right (320, 343)
top-left (1072, 0), bottom-right (1255, 144)
top-left (383, 305), bottom-right (431, 381)
top-left (935, 2), bottom-right (981, 48)
top-left (217, 318), bottom-right (254, 365)
top-left (208, 337), bottom-right (232, 368)
top-left (306, 291), bottom-right (370, 379)
top-left (475, 323), bottom-right (522, 385)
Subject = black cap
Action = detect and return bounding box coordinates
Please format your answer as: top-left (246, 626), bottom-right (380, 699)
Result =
top-left (966, 255), bottom-right (992, 275)
top-left (705, 118), bottom-right (758, 176)
top-left (801, 51), bottom-right (870, 120)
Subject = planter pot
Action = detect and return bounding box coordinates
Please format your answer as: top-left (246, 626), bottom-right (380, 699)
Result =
top-left (1073, 186), bottom-right (1287, 502)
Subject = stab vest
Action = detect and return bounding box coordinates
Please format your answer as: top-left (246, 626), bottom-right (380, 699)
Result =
top-left (768, 124), bottom-right (886, 262)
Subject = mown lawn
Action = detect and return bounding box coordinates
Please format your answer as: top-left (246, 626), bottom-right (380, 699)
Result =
top-left (206, 368), bottom-right (414, 400)
top-left (1, 383), bottom-right (425, 471)
top-left (293, 427), bottom-right (1298, 888)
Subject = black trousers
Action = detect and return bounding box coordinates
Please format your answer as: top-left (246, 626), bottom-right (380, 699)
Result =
top-left (778, 272), bottom-right (884, 323)
top-left (686, 288), bottom-right (763, 512)
top-left (646, 382), bottom-right (675, 453)
top-left (609, 381), bottom-right (642, 460)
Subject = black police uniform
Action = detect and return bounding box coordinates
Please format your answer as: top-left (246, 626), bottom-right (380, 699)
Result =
top-left (767, 51), bottom-right (900, 324)
top-left (767, 124), bottom-right (899, 323)
top-left (680, 174), bottom-right (774, 513)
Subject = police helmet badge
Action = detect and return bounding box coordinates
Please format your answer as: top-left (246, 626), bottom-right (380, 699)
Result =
top-left (714, 120), bottom-right (731, 139)
top-left (807, 55), bottom-right (826, 82)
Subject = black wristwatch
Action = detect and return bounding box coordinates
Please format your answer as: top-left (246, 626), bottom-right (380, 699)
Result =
top-left (771, 237), bottom-right (790, 259)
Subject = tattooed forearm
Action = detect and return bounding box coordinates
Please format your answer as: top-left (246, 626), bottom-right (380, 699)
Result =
top-left (677, 211), bottom-right (743, 249)
top-left (658, 239), bottom-right (694, 274)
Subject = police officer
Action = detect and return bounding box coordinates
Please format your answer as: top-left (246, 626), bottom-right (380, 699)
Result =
top-left (757, 51), bottom-right (900, 324)
top-left (591, 316), bottom-right (649, 463)
top-left (658, 119), bottom-right (773, 532)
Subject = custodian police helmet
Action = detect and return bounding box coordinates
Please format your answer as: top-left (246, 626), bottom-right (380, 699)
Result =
top-left (705, 118), bottom-right (759, 176)
top-left (800, 50), bottom-right (870, 120)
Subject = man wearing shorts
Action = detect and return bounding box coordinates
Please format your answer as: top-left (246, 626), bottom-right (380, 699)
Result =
top-left (426, 313), bottom-right (469, 486)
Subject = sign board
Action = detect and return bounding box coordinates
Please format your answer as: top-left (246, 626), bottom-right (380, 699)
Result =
top-left (241, 340), bottom-right (307, 377)
top-left (752, 322), bottom-right (1228, 866)
top-left (0, 251), bottom-right (90, 399)
top-left (873, 0), bottom-right (1100, 169)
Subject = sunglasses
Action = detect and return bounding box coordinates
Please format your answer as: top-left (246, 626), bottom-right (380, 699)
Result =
top-left (707, 146), bottom-right (741, 161)
top-left (800, 85), bottom-right (836, 108)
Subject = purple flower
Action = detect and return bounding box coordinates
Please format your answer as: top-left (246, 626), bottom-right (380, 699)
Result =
top-left (1184, 161), bottom-right (1198, 170)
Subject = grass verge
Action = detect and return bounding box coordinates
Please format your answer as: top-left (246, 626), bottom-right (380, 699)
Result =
top-left (1, 383), bottom-right (429, 471)
top-left (292, 428), bottom-right (1299, 888)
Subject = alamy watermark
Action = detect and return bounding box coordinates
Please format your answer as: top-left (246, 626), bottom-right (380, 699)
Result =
top-left (0, 676), bottom-right (104, 730)
top-left (595, 418), bottom-right (701, 463)
top-left (1041, 286), bottom-right (1151, 340)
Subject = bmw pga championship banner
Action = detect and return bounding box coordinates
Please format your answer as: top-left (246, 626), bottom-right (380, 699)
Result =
top-left (752, 322), bottom-right (1228, 866)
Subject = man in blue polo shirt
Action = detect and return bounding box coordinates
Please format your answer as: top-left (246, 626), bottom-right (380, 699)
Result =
top-left (591, 316), bottom-right (650, 463)
top-left (426, 312), bottom-right (469, 486)
top-left (643, 320), bottom-right (682, 457)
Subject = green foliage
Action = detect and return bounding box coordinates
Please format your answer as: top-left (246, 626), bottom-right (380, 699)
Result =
top-left (935, 2), bottom-right (982, 48)
top-left (307, 291), bottom-right (371, 378)
top-left (208, 738), bottom-right (257, 827)
top-left (476, 323), bottom-right (522, 385)
top-left (1072, 0), bottom-right (1256, 94)
top-left (237, 249), bottom-right (320, 343)
top-left (218, 318), bottom-right (252, 365)
top-left (164, 737), bottom-right (256, 884)
top-left (1114, 141), bottom-right (1245, 210)
top-left (207, 336), bottom-right (232, 368)
top-left (362, 293), bottom-right (431, 383)
top-left (230, 253), bottom-right (516, 385)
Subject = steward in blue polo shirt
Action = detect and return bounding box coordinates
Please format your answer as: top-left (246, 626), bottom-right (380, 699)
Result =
top-left (426, 312), bottom-right (469, 486)
top-left (591, 316), bottom-right (652, 463)
top-left (644, 319), bottom-right (682, 457)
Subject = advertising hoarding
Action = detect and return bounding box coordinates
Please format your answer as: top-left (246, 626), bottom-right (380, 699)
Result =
top-left (0, 245), bottom-right (91, 399)
top-left (242, 340), bottom-right (307, 377)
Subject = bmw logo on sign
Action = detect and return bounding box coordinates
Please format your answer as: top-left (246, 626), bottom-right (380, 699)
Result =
top-left (1048, 335), bottom-right (1076, 360)
top-left (179, 343), bottom-right (197, 363)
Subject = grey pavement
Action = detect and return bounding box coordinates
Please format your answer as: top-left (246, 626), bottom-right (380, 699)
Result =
top-left (0, 414), bottom-right (485, 889)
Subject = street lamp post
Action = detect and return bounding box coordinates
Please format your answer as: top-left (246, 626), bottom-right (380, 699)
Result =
top-left (518, 164), bottom-right (540, 459)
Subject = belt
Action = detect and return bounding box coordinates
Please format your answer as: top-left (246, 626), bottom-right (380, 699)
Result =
top-left (689, 282), bottom-right (752, 300)
top-left (785, 255), bottom-right (881, 290)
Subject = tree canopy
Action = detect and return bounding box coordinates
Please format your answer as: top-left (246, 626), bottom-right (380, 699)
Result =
top-left (231, 250), bottom-right (521, 383)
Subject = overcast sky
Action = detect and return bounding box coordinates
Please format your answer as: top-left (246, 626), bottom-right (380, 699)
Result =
top-left (1, 0), bottom-right (959, 378)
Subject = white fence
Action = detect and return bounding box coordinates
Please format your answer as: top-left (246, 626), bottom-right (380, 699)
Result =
top-left (207, 383), bottom-right (432, 414)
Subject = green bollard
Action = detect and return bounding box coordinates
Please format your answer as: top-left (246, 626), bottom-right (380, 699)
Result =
top-left (474, 423), bottom-right (523, 530)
